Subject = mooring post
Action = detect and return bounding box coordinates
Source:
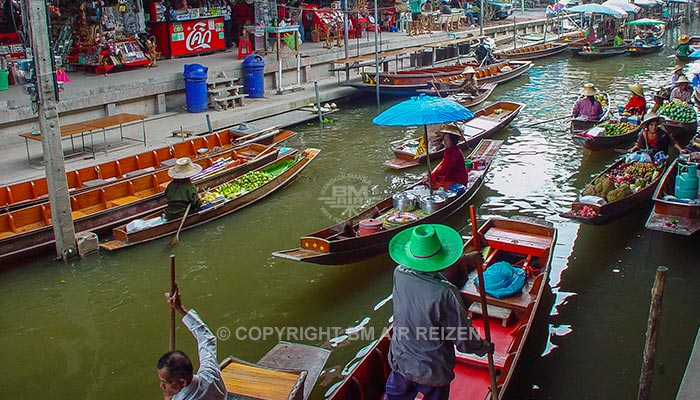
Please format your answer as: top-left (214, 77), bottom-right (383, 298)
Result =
top-left (638, 266), bottom-right (669, 400)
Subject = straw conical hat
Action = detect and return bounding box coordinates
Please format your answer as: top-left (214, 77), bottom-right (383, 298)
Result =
top-left (679, 34), bottom-right (690, 44)
top-left (580, 83), bottom-right (598, 96)
top-left (629, 83), bottom-right (644, 97)
top-left (677, 75), bottom-right (690, 84)
top-left (168, 157), bottom-right (202, 179)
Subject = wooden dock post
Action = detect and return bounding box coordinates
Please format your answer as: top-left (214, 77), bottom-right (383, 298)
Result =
top-left (638, 265), bottom-right (669, 400)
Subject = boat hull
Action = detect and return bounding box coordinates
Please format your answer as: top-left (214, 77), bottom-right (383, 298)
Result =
top-left (571, 123), bottom-right (641, 151)
top-left (495, 41), bottom-right (569, 61)
top-left (570, 92), bottom-right (610, 134)
top-left (645, 159), bottom-right (700, 235)
top-left (626, 42), bottom-right (664, 56)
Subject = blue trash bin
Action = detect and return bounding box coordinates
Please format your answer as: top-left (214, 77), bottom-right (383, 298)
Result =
top-left (183, 64), bottom-right (208, 113)
top-left (242, 54), bottom-right (265, 98)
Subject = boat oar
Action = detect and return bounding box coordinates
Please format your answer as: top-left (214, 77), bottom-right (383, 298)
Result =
top-left (469, 205), bottom-right (499, 400)
top-left (170, 203), bottom-right (191, 246)
top-left (251, 142), bottom-right (278, 162)
top-left (520, 115), bottom-right (572, 128)
top-left (169, 254), bottom-right (176, 350)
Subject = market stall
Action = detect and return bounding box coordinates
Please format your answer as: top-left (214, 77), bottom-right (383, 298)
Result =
top-left (147, 8), bottom-right (227, 59)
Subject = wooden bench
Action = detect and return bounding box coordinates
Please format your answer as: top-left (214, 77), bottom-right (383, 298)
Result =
top-left (467, 302), bottom-right (513, 327)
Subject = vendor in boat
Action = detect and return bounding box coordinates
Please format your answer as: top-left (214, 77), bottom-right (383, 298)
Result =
top-left (671, 75), bottom-right (692, 102)
top-left (458, 66), bottom-right (479, 96)
top-left (158, 283), bottom-right (226, 400)
top-left (628, 114), bottom-right (685, 156)
top-left (386, 224), bottom-right (491, 399)
top-left (623, 83), bottom-right (647, 116)
top-left (572, 83), bottom-right (603, 122)
top-left (164, 158), bottom-right (202, 221)
top-left (423, 129), bottom-right (468, 189)
top-left (674, 34), bottom-right (692, 58)
top-left (671, 64), bottom-right (685, 88)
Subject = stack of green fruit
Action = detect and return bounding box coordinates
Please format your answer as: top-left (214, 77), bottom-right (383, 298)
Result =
top-left (658, 100), bottom-right (697, 123)
top-left (601, 121), bottom-right (636, 136)
top-left (595, 94), bottom-right (608, 110)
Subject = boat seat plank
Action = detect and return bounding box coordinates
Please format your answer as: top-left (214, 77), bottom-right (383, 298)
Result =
top-left (483, 109), bottom-right (514, 121)
top-left (109, 196), bottom-right (141, 207)
top-left (82, 179), bottom-right (110, 188)
top-left (455, 349), bottom-right (509, 369)
top-left (220, 357), bottom-right (306, 400)
top-left (464, 118), bottom-right (500, 130)
top-left (383, 158), bottom-right (421, 169)
top-left (484, 227), bottom-right (552, 256)
top-left (257, 341), bottom-right (331, 400)
top-left (460, 270), bottom-right (535, 312)
top-left (467, 302), bottom-right (512, 327)
top-left (460, 124), bottom-right (487, 138)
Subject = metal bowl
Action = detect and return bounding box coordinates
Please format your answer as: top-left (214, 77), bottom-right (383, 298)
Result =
top-left (419, 194), bottom-right (447, 214)
top-left (393, 192), bottom-right (417, 211)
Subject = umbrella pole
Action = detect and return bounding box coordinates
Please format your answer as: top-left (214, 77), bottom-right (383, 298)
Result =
top-left (424, 125), bottom-right (433, 196)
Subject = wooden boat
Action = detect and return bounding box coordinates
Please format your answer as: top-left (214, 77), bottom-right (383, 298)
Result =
top-left (561, 158), bottom-right (667, 225)
top-left (571, 120), bottom-right (642, 151)
top-left (645, 159), bottom-right (700, 236)
top-left (350, 61), bottom-right (531, 96)
top-left (385, 101), bottom-right (523, 170)
top-left (626, 42), bottom-right (664, 56)
top-left (570, 92), bottom-right (610, 134)
top-left (328, 216), bottom-right (557, 399)
top-left (220, 341), bottom-right (330, 400)
top-left (100, 149), bottom-right (320, 251)
top-left (416, 82), bottom-right (497, 108)
top-left (573, 45), bottom-right (627, 59)
top-left (494, 41), bottom-right (570, 61)
top-left (0, 144), bottom-right (287, 267)
top-left (0, 126), bottom-right (296, 212)
top-left (271, 140), bottom-right (501, 265)
top-left (675, 36), bottom-right (700, 61)
top-left (661, 118), bottom-right (698, 142)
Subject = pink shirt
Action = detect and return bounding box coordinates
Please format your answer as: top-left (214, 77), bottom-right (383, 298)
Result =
top-left (572, 97), bottom-right (603, 121)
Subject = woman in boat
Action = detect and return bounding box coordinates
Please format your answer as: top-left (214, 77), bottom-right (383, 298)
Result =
top-left (164, 158), bottom-right (202, 221)
top-left (674, 34), bottom-right (692, 58)
top-left (572, 83), bottom-right (603, 122)
top-left (628, 114), bottom-right (685, 156)
top-left (424, 129), bottom-right (468, 189)
top-left (671, 75), bottom-right (692, 102)
top-left (623, 83), bottom-right (647, 116)
top-left (386, 224), bottom-right (491, 400)
top-left (670, 63), bottom-right (685, 89)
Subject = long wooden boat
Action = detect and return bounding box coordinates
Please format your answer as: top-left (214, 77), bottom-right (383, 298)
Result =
top-left (573, 45), bottom-right (627, 59)
top-left (271, 140), bottom-right (501, 265)
top-left (0, 144), bottom-right (287, 267)
top-left (661, 118), bottom-right (698, 142)
top-left (676, 36), bottom-right (700, 61)
top-left (328, 216), bottom-right (557, 399)
top-left (385, 101), bottom-right (523, 169)
top-left (561, 158), bottom-right (667, 225)
top-left (0, 126), bottom-right (296, 212)
top-left (570, 92), bottom-right (610, 134)
top-left (494, 41), bottom-right (569, 60)
top-left (100, 149), bottom-right (319, 251)
top-left (416, 82), bottom-right (497, 108)
top-left (349, 61), bottom-right (531, 96)
top-left (626, 42), bottom-right (664, 56)
top-left (571, 120), bottom-right (642, 151)
top-left (645, 159), bottom-right (700, 236)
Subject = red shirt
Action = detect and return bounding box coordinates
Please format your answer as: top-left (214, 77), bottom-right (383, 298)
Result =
top-left (624, 94), bottom-right (647, 116)
top-left (430, 146), bottom-right (468, 188)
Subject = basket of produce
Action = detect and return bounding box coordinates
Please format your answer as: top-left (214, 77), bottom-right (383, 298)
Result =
top-left (600, 121), bottom-right (637, 136)
top-left (657, 100), bottom-right (697, 124)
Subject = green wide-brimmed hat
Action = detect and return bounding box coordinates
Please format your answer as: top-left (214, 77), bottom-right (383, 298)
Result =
top-left (389, 224), bottom-right (463, 272)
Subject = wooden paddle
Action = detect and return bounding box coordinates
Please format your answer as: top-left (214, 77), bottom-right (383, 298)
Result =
top-left (520, 115), bottom-right (572, 128)
top-left (251, 142), bottom-right (278, 162)
top-left (469, 205), bottom-right (499, 400)
top-left (169, 254), bottom-right (176, 350)
top-left (233, 125), bottom-right (280, 144)
top-left (170, 203), bottom-right (191, 246)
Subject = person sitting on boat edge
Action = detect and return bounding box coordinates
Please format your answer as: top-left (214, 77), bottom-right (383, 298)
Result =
top-left (158, 284), bottom-right (226, 400)
top-left (165, 158), bottom-right (202, 221)
top-left (572, 83), bottom-right (603, 122)
top-left (671, 75), bottom-right (692, 103)
top-left (624, 83), bottom-right (647, 117)
top-left (386, 224), bottom-right (492, 400)
top-left (423, 128), bottom-right (468, 189)
top-left (628, 114), bottom-right (685, 156)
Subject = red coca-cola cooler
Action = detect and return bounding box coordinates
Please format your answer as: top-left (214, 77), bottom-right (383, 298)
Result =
top-left (148, 16), bottom-right (226, 58)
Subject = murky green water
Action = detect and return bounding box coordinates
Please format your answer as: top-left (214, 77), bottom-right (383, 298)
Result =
top-left (2, 25), bottom-right (700, 400)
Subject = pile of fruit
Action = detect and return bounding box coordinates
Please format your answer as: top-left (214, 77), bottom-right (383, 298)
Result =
top-left (580, 161), bottom-right (661, 203)
top-left (600, 121), bottom-right (637, 136)
top-left (208, 171), bottom-right (276, 200)
top-left (568, 205), bottom-right (599, 218)
top-left (596, 94), bottom-right (608, 110)
top-left (657, 100), bottom-right (697, 123)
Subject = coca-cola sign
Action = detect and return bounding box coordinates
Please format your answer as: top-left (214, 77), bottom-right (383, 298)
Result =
top-left (186, 22), bottom-right (212, 51)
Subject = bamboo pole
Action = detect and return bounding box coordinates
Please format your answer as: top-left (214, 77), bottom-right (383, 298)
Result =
top-left (637, 265), bottom-right (669, 400)
top-left (169, 255), bottom-right (176, 350)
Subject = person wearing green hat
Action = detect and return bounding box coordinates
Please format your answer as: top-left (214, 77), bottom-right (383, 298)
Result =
top-left (385, 224), bottom-right (491, 399)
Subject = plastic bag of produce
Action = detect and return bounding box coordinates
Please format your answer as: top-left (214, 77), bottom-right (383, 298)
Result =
top-left (475, 261), bottom-right (526, 298)
top-left (126, 216), bottom-right (164, 233)
top-left (625, 151), bottom-right (652, 164)
top-left (579, 195), bottom-right (607, 206)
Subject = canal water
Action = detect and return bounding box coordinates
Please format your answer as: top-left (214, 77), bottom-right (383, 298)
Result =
top-left (2, 27), bottom-right (700, 400)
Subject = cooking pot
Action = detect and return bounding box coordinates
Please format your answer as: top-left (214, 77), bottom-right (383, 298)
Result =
top-left (393, 192), bottom-right (417, 211)
top-left (358, 219), bottom-right (383, 236)
top-left (419, 194), bottom-right (447, 214)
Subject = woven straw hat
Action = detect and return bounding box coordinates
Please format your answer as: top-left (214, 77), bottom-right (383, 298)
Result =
top-left (679, 34), bottom-right (690, 44)
top-left (441, 124), bottom-right (462, 136)
top-left (462, 66), bottom-right (476, 74)
top-left (677, 75), bottom-right (690, 85)
top-left (641, 113), bottom-right (664, 127)
top-left (629, 83), bottom-right (644, 97)
top-left (673, 63), bottom-right (685, 73)
top-left (168, 157), bottom-right (202, 179)
top-left (389, 224), bottom-right (463, 272)
top-left (580, 83), bottom-right (598, 96)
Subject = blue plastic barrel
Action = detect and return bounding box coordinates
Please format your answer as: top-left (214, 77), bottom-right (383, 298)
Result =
top-left (242, 54), bottom-right (265, 98)
top-left (183, 64), bottom-right (208, 113)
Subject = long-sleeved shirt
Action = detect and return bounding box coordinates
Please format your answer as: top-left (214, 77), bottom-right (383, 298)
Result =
top-left (430, 145), bottom-right (468, 188)
top-left (572, 97), bottom-right (603, 121)
top-left (671, 86), bottom-right (692, 102)
top-left (164, 179), bottom-right (201, 221)
top-left (624, 94), bottom-right (647, 116)
top-left (174, 310), bottom-right (227, 400)
top-left (389, 266), bottom-right (487, 387)
top-left (635, 128), bottom-right (678, 155)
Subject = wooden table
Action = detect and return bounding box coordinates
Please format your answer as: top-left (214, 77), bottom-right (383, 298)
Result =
top-left (20, 122), bottom-right (98, 162)
top-left (80, 113), bottom-right (147, 156)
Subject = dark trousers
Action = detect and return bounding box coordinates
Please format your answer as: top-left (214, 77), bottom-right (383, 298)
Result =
top-left (224, 19), bottom-right (233, 48)
top-left (385, 371), bottom-right (450, 400)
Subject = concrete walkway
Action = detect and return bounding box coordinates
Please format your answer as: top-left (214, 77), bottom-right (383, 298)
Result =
top-left (677, 326), bottom-right (700, 399)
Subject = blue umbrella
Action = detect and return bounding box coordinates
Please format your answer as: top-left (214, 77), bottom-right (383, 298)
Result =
top-left (568, 3), bottom-right (626, 16)
top-left (372, 94), bottom-right (475, 126)
top-left (373, 94), bottom-right (475, 194)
